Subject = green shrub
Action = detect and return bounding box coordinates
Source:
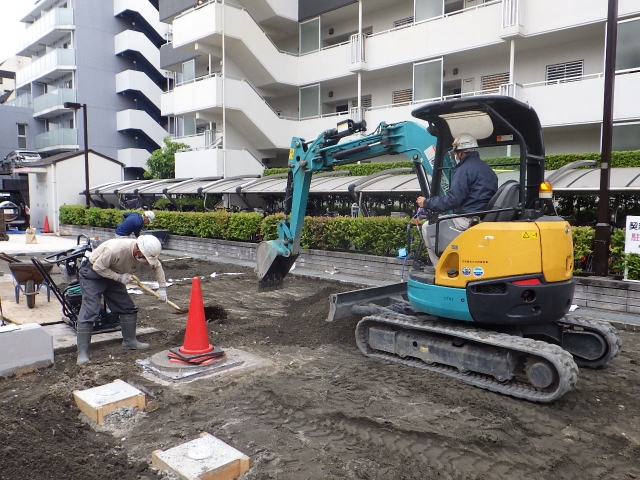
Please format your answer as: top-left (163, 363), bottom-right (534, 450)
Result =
top-left (572, 226), bottom-right (595, 273)
top-left (59, 205), bottom-right (87, 225)
top-left (226, 213), bottom-right (263, 241)
top-left (260, 213), bottom-right (285, 241)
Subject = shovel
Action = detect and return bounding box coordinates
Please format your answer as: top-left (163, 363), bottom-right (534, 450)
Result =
top-left (131, 275), bottom-right (188, 314)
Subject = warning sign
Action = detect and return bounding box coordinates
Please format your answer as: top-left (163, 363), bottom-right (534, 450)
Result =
top-left (521, 231), bottom-right (539, 239)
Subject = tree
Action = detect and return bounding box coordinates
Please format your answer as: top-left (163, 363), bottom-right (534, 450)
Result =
top-left (145, 137), bottom-right (189, 179)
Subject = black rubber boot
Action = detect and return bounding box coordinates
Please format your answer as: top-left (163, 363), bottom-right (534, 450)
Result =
top-left (76, 323), bottom-right (93, 365)
top-left (120, 313), bottom-right (149, 350)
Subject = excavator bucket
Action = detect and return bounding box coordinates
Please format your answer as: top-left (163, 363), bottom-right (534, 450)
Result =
top-left (256, 240), bottom-right (298, 291)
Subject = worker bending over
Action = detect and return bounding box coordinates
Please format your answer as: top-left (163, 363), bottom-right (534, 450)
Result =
top-left (76, 235), bottom-right (168, 365)
top-left (115, 210), bottom-right (155, 238)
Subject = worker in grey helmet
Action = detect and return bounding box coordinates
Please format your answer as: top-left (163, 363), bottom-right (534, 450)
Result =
top-left (115, 210), bottom-right (155, 238)
top-left (75, 235), bottom-right (168, 365)
top-left (416, 133), bottom-right (498, 231)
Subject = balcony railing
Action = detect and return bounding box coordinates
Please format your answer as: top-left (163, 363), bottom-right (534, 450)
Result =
top-left (19, 8), bottom-right (74, 53)
top-left (33, 88), bottom-right (76, 115)
top-left (35, 128), bottom-right (78, 150)
top-left (16, 48), bottom-right (76, 86)
top-left (5, 93), bottom-right (32, 108)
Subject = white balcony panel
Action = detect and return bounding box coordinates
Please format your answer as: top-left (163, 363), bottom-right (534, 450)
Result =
top-left (521, 0), bottom-right (638, 35)
top-left (164, 75), bottom-right (221, 116)
top-left (620, 0), bottom-right (640, 18)
top-left (613, 72), bottom-right (640, 123)
top-left (365, 5), bottom-right (502, 71)
top-left (518, 78), bottom-right (604, 127)
top-left (172, 134), bottom-right (209, 149)
top-left (173, 2), bottom-right (220, 48)
top-left (116, 70), bottom-right (163, 109)
top-left (118, 148), bottom-right (151, 169)
top-left (114, 0), bottom-right (169, 39)
top-left (175, 148), bottom-right (264, 178)
top-left (17, 8), bottom-right (75, 57)
top-left (173, 2), bottom-right (352, 86)
top-left (116, 109), bottom-right (168, 147)
top-left (16, 48), bottom-right (76, 88)
top-left (114, 30), bottom-right (161, 72)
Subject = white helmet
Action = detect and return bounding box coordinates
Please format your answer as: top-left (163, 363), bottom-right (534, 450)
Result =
top-left (136, 234), bottom-right (161, 266)
top-left (452, 133), bottom-right (478, 151)
top-left (144, 211), bottom-right (155, 222)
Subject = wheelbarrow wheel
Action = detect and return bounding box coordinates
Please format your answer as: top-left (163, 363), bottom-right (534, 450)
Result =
top-left (26, 280), bottom-right (36, 309)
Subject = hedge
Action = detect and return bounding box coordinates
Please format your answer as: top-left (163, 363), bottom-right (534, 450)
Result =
top-left (263, 150), bottom-right (640, 177)
top-left (60, 206), bottom-right (637, 278)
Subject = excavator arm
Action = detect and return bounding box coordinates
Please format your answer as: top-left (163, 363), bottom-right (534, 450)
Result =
top-left (257, 119), bottom-right (441, 290)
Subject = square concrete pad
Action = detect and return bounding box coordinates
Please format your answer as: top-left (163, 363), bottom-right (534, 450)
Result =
top-left (152, 432), bottom-right (250, 480)
top-left (73, 379), bottom-right (145, 424)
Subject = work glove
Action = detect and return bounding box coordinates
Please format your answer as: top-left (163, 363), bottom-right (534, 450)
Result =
top-left (157, 288), bottom-right (168, 303)
top-left (118, 273), bottom-right (134, 285)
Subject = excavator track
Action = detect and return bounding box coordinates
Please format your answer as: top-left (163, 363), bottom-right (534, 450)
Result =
top-left (355, 312), bottom-right (579, 403)
top-left (557, 316), bottom-right (621, 368)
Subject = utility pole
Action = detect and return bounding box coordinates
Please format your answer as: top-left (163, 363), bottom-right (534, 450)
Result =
top-left (593, 0), bottom-right (618, 277)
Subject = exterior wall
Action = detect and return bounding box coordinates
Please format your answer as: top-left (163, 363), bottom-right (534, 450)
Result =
top-left (0, 105), bottom-right (44, 159)
top-left (74, 2), bottom-right (147, 160)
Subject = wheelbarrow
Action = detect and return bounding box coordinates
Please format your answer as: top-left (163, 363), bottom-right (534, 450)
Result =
top-left (8, 261), bottom-right (53, 308)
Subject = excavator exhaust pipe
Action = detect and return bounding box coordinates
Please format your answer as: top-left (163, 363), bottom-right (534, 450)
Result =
top-left (256, 240), bottom-right (298, 291)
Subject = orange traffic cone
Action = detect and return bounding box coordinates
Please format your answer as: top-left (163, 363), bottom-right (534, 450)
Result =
top-left (168, 277), bottom-right (224, 365)
top-left (43, 216), bottom-right (52, 233)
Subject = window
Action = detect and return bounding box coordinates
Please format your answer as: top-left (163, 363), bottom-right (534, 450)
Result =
top-left (393, 89), bottom-right (413, 105)
top-left (394, 17), bottom-right (413, 28)
top-left (481, 72), bottom-right (509, 93)
top-left (17, 124), bottom-right (27, 149)
top-left (546, 60), bottom-right (584, 84)
top-left (351, 95), bottom-right (372, 108)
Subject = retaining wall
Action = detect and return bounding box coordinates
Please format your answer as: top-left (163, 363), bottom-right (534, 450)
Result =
top-left (60, 224), bottom-right (636, 314)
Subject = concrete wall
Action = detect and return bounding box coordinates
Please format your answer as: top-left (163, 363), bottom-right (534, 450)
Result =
top-left (0, 105), bottom-right (44, 160)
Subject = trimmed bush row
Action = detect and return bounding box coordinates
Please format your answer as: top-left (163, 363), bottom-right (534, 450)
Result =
top-left (60, 206), bottom-right (638, 278)
top-left (263, 150), bottom-right (640, 176)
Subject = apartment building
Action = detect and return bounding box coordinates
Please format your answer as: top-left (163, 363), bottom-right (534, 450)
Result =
top-left (10, 0), bottom-right (170, 175)
top-left (159, 0), bottom-right (640, 177)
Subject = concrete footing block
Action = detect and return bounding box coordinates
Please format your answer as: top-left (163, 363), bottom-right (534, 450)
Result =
top-left (0, 323), bottom-right (54, 378)
top-left (73, 379), bottom-right (146, 424)
top-left (152, 432), bottom-right (250, 480)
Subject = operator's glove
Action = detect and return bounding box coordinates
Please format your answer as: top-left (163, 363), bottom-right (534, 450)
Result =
top-left (157, 288), bottom-right (168, 303)
top-left (118, 273), bottom-right (134, 285)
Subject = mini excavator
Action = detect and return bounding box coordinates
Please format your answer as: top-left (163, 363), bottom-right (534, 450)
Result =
top-left (256, 96), bottom-right (620, 402)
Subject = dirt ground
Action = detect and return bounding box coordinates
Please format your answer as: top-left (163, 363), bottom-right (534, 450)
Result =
top-left (1, 256), bottom-right (639, 480)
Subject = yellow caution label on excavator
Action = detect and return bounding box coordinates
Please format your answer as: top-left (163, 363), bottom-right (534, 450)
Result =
top-left (288, 149), bottom-right (294, 159)
top-left (522, 231), bottom-right (539, 239)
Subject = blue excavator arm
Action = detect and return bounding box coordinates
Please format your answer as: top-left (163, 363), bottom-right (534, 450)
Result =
top-left (256, 119), bottom-right (441, 290)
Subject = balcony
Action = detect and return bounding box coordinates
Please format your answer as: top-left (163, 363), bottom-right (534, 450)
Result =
top-left (114, 0), bottom-right (168, 46)
top-left (175, 147), bottom-right (264, 178)
top-left (116, 109), bottom-right (168, 148)
top-left (16, 48), bottom-right (76, 89)
top-left (33, 88), bottom-right (77, 119)
top-left (35, 128), bottom-right (79, 153)
top-left (17, 8), bottom-right (74, 57)
top-left (114, 30), bottom-right (164, 83)
top-left (115, 70), bottom-right (163, 110)
top-left (4, 93), bottom-right (32, 108)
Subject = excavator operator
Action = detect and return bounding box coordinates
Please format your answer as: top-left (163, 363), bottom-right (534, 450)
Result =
top-left (416, 133), bottom-right (498, 231)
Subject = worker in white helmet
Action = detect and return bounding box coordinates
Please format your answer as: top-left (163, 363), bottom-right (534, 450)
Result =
top-left (75, 234), bottom-right (167, 365)
top-left (416, 133), bottom-right (498, 231)
top-left (115, 210), bottom-right (156, 238)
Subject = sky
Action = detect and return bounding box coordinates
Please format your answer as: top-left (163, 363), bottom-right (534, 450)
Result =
top-left (0, 1), bottom-right (32, 64)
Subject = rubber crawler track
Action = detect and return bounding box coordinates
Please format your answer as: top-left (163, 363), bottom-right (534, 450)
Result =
top-left (355, 312), bottom-right (579, 403)
top-left (557, 316), bottom-right (621, 368)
